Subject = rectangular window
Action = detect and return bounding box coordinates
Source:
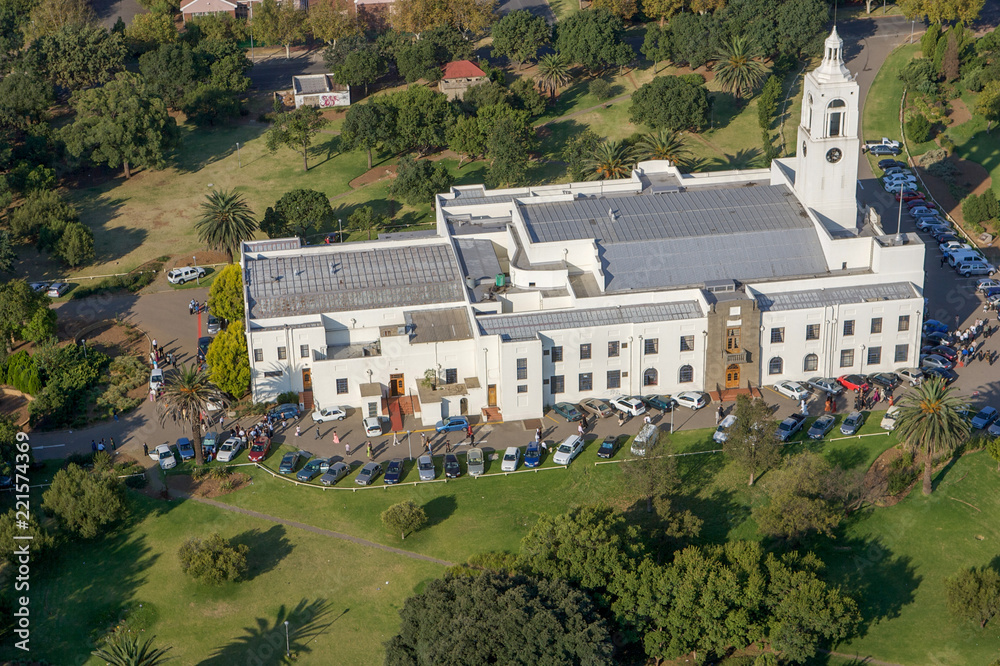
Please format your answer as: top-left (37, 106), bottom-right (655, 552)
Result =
top-left (263, 370), bottom-right (281, 378)
top-left (299, 344), bottom-right (309, 358)
top-left (840, 349), bottom-right (855, 368)
top-left (579, 373), bottom-right (592, 391)
top-left (726, 327), bottom-right (741, 352)
top-left (277, 346), bottom-right (287, 360)
top-left (867, 346), bottom-right (881, 365)
top-left (806, 324), bottom-right (820, 341)
top-left (871, 317), bottom-right (883, 334)
top-left (644, 338), bottom-right (659, 354)
top-left (895, 344), bottom-right (909, 363)
top-left (517, 384), bottom-right (528, 393)
top-left (898, 315), bottom-right (910, 332)
top-left (516, 358), bottom-right (527, 380)
top-left (444, 368), bottom-right (458, 385)
top-left (680, 335), bottom-right (694, 352)
top-left (580, 343), bottom-right (591, 360)
top-left (253, 348), bottom-right (263, 362)
top-left (336, 378), bottom-right (348, 394)
top-left (551, 346), bottom-right (563, 362)
top-left (607, 370), bottom-right (621, 390)
top-left (770, 327), bottom-right (784, 344)
top-left (608, 341), bottom-right (620, 358)
top-left (550, 375), bottom-right (564, 395)
top-left (843, 320), bottom-right (855, 336)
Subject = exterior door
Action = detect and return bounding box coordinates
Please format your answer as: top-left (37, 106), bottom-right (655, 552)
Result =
top-left (725, 364), bottom-right (740, 389)
top-left (389, 373), bottom-right (404, 397)
top-left (488, 384), bottom-right (497, 407)
top-left (301, 368), bottom-right (312, 391)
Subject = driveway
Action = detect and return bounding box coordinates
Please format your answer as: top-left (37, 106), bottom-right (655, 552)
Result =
top-left (498, 0), bottom-right (555, 23)
top-left (249, 48), bottom-right (328, 93)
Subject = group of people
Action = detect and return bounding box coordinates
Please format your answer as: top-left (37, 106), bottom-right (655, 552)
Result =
top-left (90, 437), bottom-right (116, 453)
top-left (188, 299), bottom-right (204, 315)
top-left (949, 318), bottom-right (997, 366)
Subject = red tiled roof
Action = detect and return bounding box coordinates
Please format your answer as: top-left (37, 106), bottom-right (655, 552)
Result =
top-left (441, 60), bottom-right (486, 80)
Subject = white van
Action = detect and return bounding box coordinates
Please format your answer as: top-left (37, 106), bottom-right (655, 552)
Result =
top-left (949, 251), bottom-right (985, 267)
top-left (957, 261), bottom-right (996, 277)
top-left (630, 423), bottom-right (660, 456)
top-left (167, 266), bottom-right (206, 285)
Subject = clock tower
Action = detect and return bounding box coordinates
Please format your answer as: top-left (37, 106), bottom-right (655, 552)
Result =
top-left (794, 27), bottom-right (860, 235)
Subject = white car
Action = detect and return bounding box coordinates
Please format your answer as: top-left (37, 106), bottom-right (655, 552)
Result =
top-left (713, 414), bottom-right (737, 443)
top-left (166, 266), bottom-right (206, 285)
top-left (882, 179), bottom-right (918, 192)
top-left (976, 278), bottom-right (1000, 293)
top-left (149, 368), bottom-right (164, 391)
top-left (897, 367), bottom-right (923, 386)
top-left (673, 391), bottom-right (709, 410)
top-left (880, 405), bottom-right (900, 431)
top-left (988, 420), bottom-right (1000, 437)
top-left (552, 435), bottom-right (585, 465)
top-left (311, 406), bottom-right (347, 423)
top-left (500, 446), bottom-right (520, 472)
top-left (609, 395), bottom-right (646, 417)
top-left (155, 444), bottom-right (176, 470)
top-left (363, 416), bottom-right (382, 437)
top-left (772, 380), bottom-right (809, 401)
top-left (939, 241), bottom-right (971, 254)
top-left (216, 437), bottom-right (243, 462)
top-left (46, 282), bottom-right (70, 297)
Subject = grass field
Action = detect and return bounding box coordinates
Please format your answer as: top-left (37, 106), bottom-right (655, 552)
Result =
top-left (862, 43), bottom-right (917, 175)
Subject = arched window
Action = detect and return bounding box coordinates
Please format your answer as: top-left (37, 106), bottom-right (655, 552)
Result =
top-left (678, 365), bottom-right (693, 383)
top-left (827, 99), bottom-right (846, 137)
top-left (807, 94), bottom-right (813, 130)
top-left (803, 353), bottom-right (819, 372)
top-left (643, 368), bottom-right (658, 386)
top-left (768, 357), bottom-right (783, 375)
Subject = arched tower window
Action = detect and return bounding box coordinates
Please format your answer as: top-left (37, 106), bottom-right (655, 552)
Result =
top-left (806, 94), bottom-right (813, 132)
top-left (827, 99), bottom-right (846, 138)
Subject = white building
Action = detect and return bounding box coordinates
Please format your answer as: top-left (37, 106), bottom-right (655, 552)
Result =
top-left (292, 74), bottom-right (350, 109)
top-left (240, 29), bottom-right (926, 426)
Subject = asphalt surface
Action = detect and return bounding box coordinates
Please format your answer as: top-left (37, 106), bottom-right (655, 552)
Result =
top-left (248, 47), bottom-right (328, 93)
top-left (498, 0), bottom-right (555, 23)
top-left (89, 0), bottom-right (146, 29)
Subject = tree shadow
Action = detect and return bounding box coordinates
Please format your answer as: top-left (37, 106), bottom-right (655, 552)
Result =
top-left (706, 147), bottom-right (765, 171)
top-left (201, 599), bottom-right (340, 665)
top-left (231, 525), bottom-right (295, 581)
top-left (838, 18), bottom-right (879, 64)
top-left (707, 91), bottom-right (745, 131)
top-left (825, 444), bottom-right (869, 470)
top-left (307, 134), bottom-right (343, 171)
top-left (172, 123), bottom-right (269, 174)
top-left (423, 494), bottom-right (457, 529)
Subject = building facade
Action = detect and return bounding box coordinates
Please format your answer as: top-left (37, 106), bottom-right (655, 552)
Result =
top-left (240, 29), bottom-right (926, 425)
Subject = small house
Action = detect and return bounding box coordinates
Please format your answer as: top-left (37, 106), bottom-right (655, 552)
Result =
top-left (181, 0), bottom-right (264, 22)
top-left (292, 74), bottom-right (351, 109)
top-left (439, 60), bottom-right (487, 101)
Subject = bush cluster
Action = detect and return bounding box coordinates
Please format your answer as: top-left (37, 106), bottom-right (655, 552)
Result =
top-left (0, 350), bottom-right (42, 395)
top-left (96, 354), bottom-right (148, 417)
top-left (178, 533), bottom-right (248, 585)
top-left (961, 189), bottom-right (1000, 229)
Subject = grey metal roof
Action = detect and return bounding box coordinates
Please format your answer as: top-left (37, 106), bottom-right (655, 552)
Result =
top-left (405, 308), bottom-right (473, 343)
top-left (292, 74), bottom-right (346, 94)
top-left (756, 282), bottom-right (918, 312)
top-left (478, 301), bottom-right (704, 341)
top-left (454, 239), bottom-right (502, 281)
top-left (246, 244), bottom-right (464, 319)
top-left (244, 238), bottom-right (301, 253)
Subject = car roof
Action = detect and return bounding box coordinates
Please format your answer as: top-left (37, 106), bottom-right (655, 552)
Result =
top-left (504, 446), bottom-right (518, 453)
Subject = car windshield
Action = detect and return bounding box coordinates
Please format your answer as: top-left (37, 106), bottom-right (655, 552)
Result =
top-left (359, 469), bottom-right (371, 477)
top-left (419, 461), bottom-right (432, 470)
top-left (557, 444), bottom-right (572, 453)
top-left (251, 444), bottom-right (264, 451)
top-left (282, 456), bottom-right (294, 464)
top-left (159, 451), bottom-right (171, 459)
top-left (504, 453), bottom-right (515, 460)
top-left (600, 441), bottom-right (613, 448)
top-left (469, 455), bottom-right (482, 464)
top-left (388, 464), bottom-right (400, 472)
top-left (221, 443), bottom-right (232, 451)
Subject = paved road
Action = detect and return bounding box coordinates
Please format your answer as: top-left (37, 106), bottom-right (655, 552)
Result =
top-left (248, 48), bottom-right (328, 93)
top-left (498, 0), bottom-right (555, 23)
top-left (89, 0), bottom-right (145, 29)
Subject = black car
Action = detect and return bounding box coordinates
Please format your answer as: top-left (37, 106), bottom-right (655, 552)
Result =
top-left (384, 458), bottom-right (404, 485)
top-left (922, 331), bottom-right (950, 346)
top-left (279, 450), bottom-right (306, 474)
top-left (928, 345), bottom-right (958, 362)
top-left (444, 454), bottom-right (461, 478)
top-left (869, 144), bottom-right (901, 156)
top-left (923, 366), bottom-right (958, 384)
top-left (867, 372), bottom-right (900, 390)
top-left (878, 159), bottom-right (907, 170)
top-left (597, 436), bottom-right (618, 459)
top-left (197, 336), bottom-right (212, 357)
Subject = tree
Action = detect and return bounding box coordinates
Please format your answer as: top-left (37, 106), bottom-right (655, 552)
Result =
top-left (347, 205), bottom-right (388, 241)
top-left (391, 0), bottom-right (450, 35)
top-left (385, 573), bottom-right (614, 664)
top-left (0, 511), bottom-right (55, 562)
top-left (986, 437), bottom-right (1000, 471)
top-left (0, 230), bottom-right (15, 274)
top-left (562, 129), bottom-right (602, 181)
top-left (946, 566), bottom-right (1000, 627)
top-left (252, 0), bottom-right (306, 59)
top-left (895, 377), bottom-right (970, 495)
top-left (9, 189), bottom-right (77, 243)
top-left (555, 9), bottom-right (633, 73)
top-left (380, 499), bottom-right (427, 539)
top-left (125, 11), bottom-right (177, 50)
top-left (449, 0), bottom-right (496, 36)
top-left (340, 102), bottom-right (395, 170)
top-left (622, 444), bottom-right (679, 513)
top-left (907, 113), bottom-right (932, 142)
top-left (331, 41), bottom-right (386, 96)
top-left (898, 0), bottom-right (985, 24)
top-left (56, 221), bottom-right (95, 267)
top-left (92, 634), bottom-right (172, 666)
top-left (490, 9), bottom-right (549, 69)
top-left (0, 70), bottom-right (55, 129)
top-left (447, 114), bottom-right (486, 167)
top-left (259, 207), bottom-right (286, 238)
top-left (752, 452), bottom-right (843, 542)
top-left (389, 155), bottom-right (454, 205)
top-left (633, 129), bottom-right (691, 167)
top-left (484, 112), bottom-right (533, 188)
top-left (273, 188), bottom-right (333, 236)
top-left (943, 31), bottom-right (961, 81)
top-left (265, 105), bottom-right (327, 171)
top-left (196, 189), bottom-right (258, 263)
top-left (642, 24), bottom-right (672, 73)
top-left (976, 80), bottom-right (1000, 132)
top-left (0, 279), bottom-right (52, 348)
top-left (307, 0), bottom-right (359, 46)
top-left (921, 21), bottom-right (941, 57)
top-left (157, 364), bottom-right (225, 466)
top-left (138, 42), bottom-right (202, 108)
top-left (23, 0), bottom-right (94, 42)
top-left (385, 84), bottom-right (455, 155)
top-left (42, 464), bottom-right (127, 539)
top-left (630, 74), bottom-right (709, 131)
top-left (26, 23), bottom-right (126, 91)
top-left (723, 394), bottom-right (780, 485)
top-left (713, 35), bottom-right (767, 100)
top-left (136, 0), bottom-right (180, 14)
top-left (591, 0), bottom-right (637, 19)
top-left (395, 39), bottom-right (444, 83)
top-left (64, 72), bottom-right (179, 179)
top-left (207, 264), bottom-right (245, 323)
top-left (583, 140), bottom-right (634, 180)
top-left (642, 0), bottom-right (684, 25)
top-left (775, 0), bottom-right (828, 57)
top-left (181, 84), bottom-right (243, 127)
top-left (667, 11), bottom-right (721, 69)
top-left (536, 52), bottom-right (572, 97)
top-left (509, 78), bottom-right (546, 116)
top-left (757, 74), bottom-right (782, 133)
top-left (178, 532), bottom-right (248, 584)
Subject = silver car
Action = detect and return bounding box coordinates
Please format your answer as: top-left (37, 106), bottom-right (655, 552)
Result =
top-left (467, 448), bottom-right (485, 476)
top-left (417, 455), bottom-right (435, 481)
top-left (320, 461), bottom-right (350, 486)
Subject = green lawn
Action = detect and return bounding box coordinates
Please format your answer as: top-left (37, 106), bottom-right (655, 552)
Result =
top-left (862, 43), bottom-right (919, 176)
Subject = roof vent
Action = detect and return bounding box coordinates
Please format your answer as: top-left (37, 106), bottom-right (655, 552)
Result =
top-left (609, 208), bottom-right (617, 222)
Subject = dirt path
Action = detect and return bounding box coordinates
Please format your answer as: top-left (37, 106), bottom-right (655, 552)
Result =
top-left (178, 491), bottom-right (456, 567)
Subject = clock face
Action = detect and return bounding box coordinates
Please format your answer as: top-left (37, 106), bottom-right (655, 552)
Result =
top-left (826, 147), bottom-right (843, 163)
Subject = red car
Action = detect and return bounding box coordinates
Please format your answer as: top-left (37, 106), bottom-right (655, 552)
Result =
top-left (906, 200), bottom-right (935, 209)
top-left (837, 374), bottom-right (870, 392)
top-left (895, 190), bottom-right (924, 202)
top-left (247, 435), bottom-right (271, 462)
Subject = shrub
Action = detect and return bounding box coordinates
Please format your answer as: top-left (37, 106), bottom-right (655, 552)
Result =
top-left (210, 465), bottom-right (231, 480)
top-left (92, 451), bottom-right (115, 474)
top-left (219, 478), bottom-right (236, 492)
top-left (124, 473), bottom-right (148, 489)
top-left (898, 58), bottom-right (937, 90)
top-left (939, 136), bottom-right (956, 155)
top-left (97, 355), bottom-right (148, 417)
top-left (927, 159), bottom-right (960, 180)
top-left (589, 78), bottom-right (614, 100)
top-left (275, 391), bottom-right (299, 406)
top-left (178, 533), bottom-right (248, 585)
top-left (907, 113), bottom-right (932, 143)
top-left (70, 259), bottom-right (164, 300)
top-left (1, 350), bottom-right (42, 395)
top-left (42, 464), bottom-right (128, 539)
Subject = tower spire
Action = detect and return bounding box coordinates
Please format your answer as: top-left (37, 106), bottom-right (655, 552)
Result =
top-left (814, 26), bottom-right (852, 83)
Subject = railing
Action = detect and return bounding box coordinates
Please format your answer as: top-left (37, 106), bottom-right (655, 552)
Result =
top-left (725, 351), bottom-right (749, 364)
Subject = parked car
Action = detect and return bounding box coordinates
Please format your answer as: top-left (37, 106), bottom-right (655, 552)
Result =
top-left (166, 265), bottom-right (206, 284)
top-left (640, 394), bottom-right (674, 411)
top-left (957, 261), bottom-right (996, 277)
top-left (311, 406), bottom-right (347, 423)
top-left (837, 374), bottom-right (869, 392)
top-left (915, 217), bottom-right (944, 231)
top-left (867, 372), bottom-right (900, 390)
top-left (435, 415), bottom-right (469, 433)
top-left (777, 413), bottom-right (807, 442)
top-left (279, 450), bottom-right (307, 474)
top-left (383, 459), bottom-right (404, 484)
top-left (444, 454), bottom-right (461, 478)
top-left (895, 190), bottom-right (924, 201)
top-left (922, 331), bottom-right (950, 347)
top-left (551, 402), bottom-right (583, 422)
top-left (501, 446), bottom-right (520, 472)
top-left (923, 366), bottom-right (958, 383)
top-left (247, 436), bottom-right (271, 462)
top-left (524, 441), bottom-right (541, 467)
top-left (28, 281), bottom-right (48, 293)
top-left (320, 462), bottom-right (350, 486)
top-left (580, 398), bottom-right (614, 419)
top-left (206, 313), bottom-right (222, 335)
top-left (149, 368), bottom-right (164, 391)
top-left (920, 354), bottom-right (953, 370)
top-left (881, 405), bottom-right (901, 431)
top-left (713, 414), bottom-right (737, 443)
top-left (970, 406), bottom-right (999, 429)
top-left (926, 346), bottom-right (957, 362)
top-left (808, 414), bottom-right (836, 439)
top-left (840, 411), bottom-right (865, 435)
top-left (417, 455), bottom-right (436, 480)
top-left (364, 416), bottom-right (383, 437)
top-left (155, 444), bottom-right (176, 470)
top-left (597, 436), bottom-right (618, 459)
top-left (897, 367), bottom-right (924, 385)
top-left (268, 403), bottom-right (300, 421)
top-left (883, 167), bottom-right (912, 177)
top-left (355, 462), bottom-right (382, 486)
top-left (203, 431), bottom-right (219, 456)
top-left (807, 377), bottom-right (843, 395)
top-left (976, 278), bottom-right (1000, 293)
top-left (297, 457), bottom-right (331, 482)
top-left (868, 143), bottom-right (901, 156)
top-left (610, 395), bottom-right (646, 417)
top-left (176, 437), bottom-right (195, 461)
top-left (988, 421), bottom-right (1000, 437)
top-left (198, 336), bottom-right (212, 357)
top-left (216, 437), bottom-right (243, 462)
top-left (772, 380), bottom-right (810, 401)
top-left (467, 448), bottom-right (485, 476)
top-left (906, 198), bottom-right (935, 209)
top-left (673, 391), bottom-right (709, 410)
top-left (46, 282), bottom-right (70, 298)
top-left (552, 435), bottom-right (585, 465)
top-left (878, 158), bottom-right (907, 170)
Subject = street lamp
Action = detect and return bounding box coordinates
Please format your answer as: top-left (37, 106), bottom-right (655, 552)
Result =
top-left (284, 620), bottom-right (290, 658)
top-left (193, 255), bottom-right (199, 285)
top-left (338, 217), bottom-right (343, 241)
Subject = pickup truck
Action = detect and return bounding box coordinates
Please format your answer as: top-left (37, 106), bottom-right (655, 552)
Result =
top-left (776, 413), bottom-right (807, 442)
top-left (865, 137), bottom-right (900, 149)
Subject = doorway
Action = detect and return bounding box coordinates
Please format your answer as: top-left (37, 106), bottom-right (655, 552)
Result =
top-left (460, 398), bottom-right (468, 415)
top-left (488, 384), bottom-right (497, 407)
top-left (725, 364), bottom-right (740, 389)
top-left (389, 373), bottom-right (404, 396)
top-left (301, 368), bottom-right (312, 391)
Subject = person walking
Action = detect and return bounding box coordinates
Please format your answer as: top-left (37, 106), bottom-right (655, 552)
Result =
top-left (469, 431), bottom-right (475, 447)
top-left (295, 425), bottom-right (301, 437)
top-left (91, 439), bottom-right (97, 453)
top-left (466, 423), bottom-right (473, 440)
top-left (151, 338), bottom-right (157, 353)
top-left (143, 442), bottom-right (149, 457)
top-left (535, 427), bottom-right (541, 443)
top-left (644, 414), bottom-right (652, 425)
top-left (110, 437), bottom-right (116, 451)
top-left (366, 441), bottom-right (373, 460)
top-left (314, 426), bottom-right (321, 439)
top-left (392, 431), bottom-right (399, 447)
top-left (345, 442), bottom-right (351, 456)
top-left (715, 405), bottom-right (723, 425)
top-left (332, 431), bottom-right (339, 446)
top-left (577, 422), bottom-right (585, 438)
top-left (799, 398), bottom-right (808, 415)
top-left (446, 441), bottom-right (452, 454)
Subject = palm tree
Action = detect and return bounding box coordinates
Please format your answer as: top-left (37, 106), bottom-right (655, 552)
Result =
top-left (195, 189), bottom-right (258, 263)
top-left (157, 364), bottom-right (227, 467)
top-left (713, 36), bottom-right (767, 101)
top-left (633, 129), bottom-right (692, 168)
top-left (583, 140), bottom-right (636, 180)
top-left (536, 53), bottom-right (572, 98)
top-left (93, 634), bottom-right (172, 666)
top-left (895, 377), bottom-right (970, 495)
